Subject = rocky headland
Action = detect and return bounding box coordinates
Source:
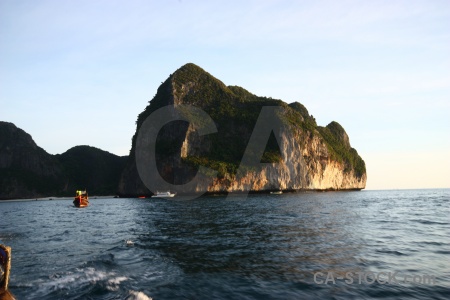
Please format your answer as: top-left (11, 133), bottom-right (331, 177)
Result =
top-left (118, 63), bottom-right (366, 196)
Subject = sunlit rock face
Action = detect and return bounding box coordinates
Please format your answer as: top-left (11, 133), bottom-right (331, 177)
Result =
top-left (118, 63), bottom-right (366, 196)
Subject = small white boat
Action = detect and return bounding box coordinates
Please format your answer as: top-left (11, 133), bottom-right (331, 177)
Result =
top-left (270, 190), bottom-right (283, 195)
top-left (151, 191), bottom-right (176, 198)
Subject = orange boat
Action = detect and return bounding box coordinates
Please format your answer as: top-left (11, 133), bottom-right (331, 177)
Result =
top-left (73, 190), bottom-right (89, 208)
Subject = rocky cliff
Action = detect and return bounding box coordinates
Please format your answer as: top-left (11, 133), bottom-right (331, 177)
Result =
top-left (118, 63), bottom-right (366, 196)
top-left (56, 145), bottom-right (128, 195)
top-left (0, 121), bottom-right (67, 199)
top-left (0, 122), bottom-right (128, 199)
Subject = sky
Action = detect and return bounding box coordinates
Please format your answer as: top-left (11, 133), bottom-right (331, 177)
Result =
top-left (1, 0), bottom-right (449, 190)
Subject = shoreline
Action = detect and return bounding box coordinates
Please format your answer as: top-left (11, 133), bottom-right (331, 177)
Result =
top-left (3, 188), bottom-right (448, 202)
top-left (0, 189), bottom-right (363, 202)
top-left (117, 188), bottom-right (364, 198)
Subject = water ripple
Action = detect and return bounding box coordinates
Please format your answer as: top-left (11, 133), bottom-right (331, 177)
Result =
top-left (1, 189), bottom-right (449, 299)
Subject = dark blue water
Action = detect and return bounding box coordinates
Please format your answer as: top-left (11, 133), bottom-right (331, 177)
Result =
top-left (1, 189), bottom-right (449, 299)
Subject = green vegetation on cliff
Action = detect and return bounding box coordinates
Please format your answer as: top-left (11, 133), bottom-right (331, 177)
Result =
top-left (130, 63), bottom-right (366, 180)
top-left (132, 64), bottom-right (286, 179)
top-left (317, 122), bottom-right (366, 178)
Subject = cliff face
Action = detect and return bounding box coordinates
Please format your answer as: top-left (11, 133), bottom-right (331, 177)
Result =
top-left (57, 146), bottom-right (128, 195)
top-left (118, 63), bottom-right (366, 196)
top-left (0, 121), bottom-right (67, 199)
top-left (169, 124), bottom-right (366, 193)
top-left (0, 122), bottom-right (128, 199)
top-left (202, 129), bottom-right (366, 192)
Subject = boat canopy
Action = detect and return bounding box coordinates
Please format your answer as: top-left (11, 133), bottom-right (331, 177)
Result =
top-left (76, 190), bottom-right (87, 196)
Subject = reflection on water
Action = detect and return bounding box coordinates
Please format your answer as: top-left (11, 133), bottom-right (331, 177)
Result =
top-left (143, 193), bottom-right (366, 279)
top-left (0, 189), bottom-right (449, 299)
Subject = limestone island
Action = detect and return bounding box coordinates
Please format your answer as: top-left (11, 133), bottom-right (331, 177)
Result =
top-left (118, 63), bottom-right (366, 196)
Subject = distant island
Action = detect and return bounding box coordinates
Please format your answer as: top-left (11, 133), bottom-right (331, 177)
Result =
top-left (0, 63), bottom-right (366, 200)
top-left (0, 121), bottom-right (127, 200)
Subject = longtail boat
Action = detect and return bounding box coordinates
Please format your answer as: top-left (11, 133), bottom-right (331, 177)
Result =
top-left (73, 190), bottom-right (89, 208)
top-left (0, 244), bottom-right (15, 300)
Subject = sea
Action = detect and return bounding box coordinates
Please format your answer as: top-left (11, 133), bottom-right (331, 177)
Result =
top-left (0, 189), bottom-right (449, 300)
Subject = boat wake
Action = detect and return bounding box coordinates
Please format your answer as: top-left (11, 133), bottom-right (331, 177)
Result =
top-left (11, 267), bottom-right (152, 300)
top-left (127, 290), bottom-right (153, 300)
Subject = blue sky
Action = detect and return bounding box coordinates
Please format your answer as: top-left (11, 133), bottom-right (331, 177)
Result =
top-left (1, 0), bottom-right (449, 190)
